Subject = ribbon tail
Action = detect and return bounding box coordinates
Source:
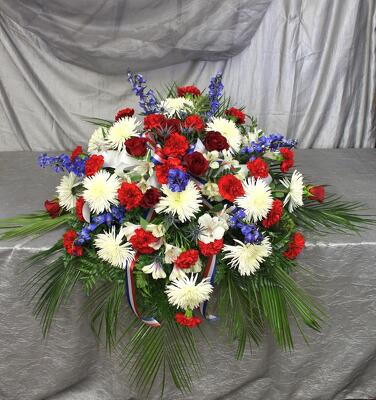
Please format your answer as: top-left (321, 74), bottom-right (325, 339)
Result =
top-left (200, 255), bottom-right (218, 321)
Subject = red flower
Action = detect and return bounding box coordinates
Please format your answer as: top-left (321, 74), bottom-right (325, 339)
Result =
top-left (144, 114), bottom-right (166, 130)
top-left (63, 229), bottom-right (83, 257)
top-left (184, 152), bottom-right (209, 176)
top-left (218, 174), bottom-right (245, 202)
top-left (44, 199), bottom-right (60, 218)
top-left (177, 85), bottom-right (201, 97)
top-left (225, 107), bottom-right (245, 124)
top-left (162, 132), bottom-right (189, 158)
top-left (166, 118), bottom-right (181, 132)
top-left (175, 249), bottom-right (199, 269)
top-left (198, 239), bottom-right (224, 256)
top-left (130, 228), bottom-right (158, 254)
top-left (75, 196), bottom-right (85, 222)
top-left (125, 137), bottom-right (148, 157)
top-left (204, 131), bottom-right (230, 152)
top-left (262, 199), bottom-right (283, 228)
top-left (118, 182), bottom-right (143, 210)
top-left (309, 185), bottom-right (325, 203)
top-left (247, 157), bottom-right (269, 179)
top-left (175, 313), bottom-right (202, 328)
top-left (115, 107), bottom-right (134, 121)
top-left (284, 232), bottom-right (305, 260)
top-left (141, 188), bottom-right (161, 208)
top-left (280, 148), bottom-right (294, 173)
top-left (85, 154), bottom-right (104, 177)
top-left (70, 145), bottom-right (83, 161)
top-left (184, 115), bottom-right (205, 132)
top-left (155, 158), bottom-right (184, 184)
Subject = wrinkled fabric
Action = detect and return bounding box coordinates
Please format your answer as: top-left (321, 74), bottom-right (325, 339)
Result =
top-left (0, 149), bottom-right (376, 400)
top-left (0, 0), bottom-right (375, 151)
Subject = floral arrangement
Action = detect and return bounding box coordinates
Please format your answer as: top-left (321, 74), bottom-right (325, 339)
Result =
top-left (0, 72), bottom-right (373, 397)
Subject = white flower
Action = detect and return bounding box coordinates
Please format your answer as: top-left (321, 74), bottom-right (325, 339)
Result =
top-left (106, 117), bottom-right (140, 151)
top-left (142, 261), bottom-right (166, 280)
top-left (94, 227), bottom-right (135, 268)
top-left (155, 181), bottom-right (202, 222)
top-left (235, 178), bottom-right (273, 222)
top-left (223, 237), bottom-right (272, 276)
top-left (206, 117), bottom-right (241, 152)
top-left (83, 170), bottom-right (121, 214)
top-left (88, 127), bottom-right (108, 154)
top-left (201, 182), bottom-right (222, 201)
top-left (198, 213), bottom-right (228, 244)
top-left (56, 172), bottom-right (80, 210)
top-left (165, 274), bottom-right (213, 310)
top-left (169, 266), bottom-right (187, 281)
top-left (187, 258), bottom-right (202, 274)
top-left (280, 170), bottom-right (304, 212)
top-left (164, 243), bottom-right (182, 264)
top-left (160, 97), bottom-right (194, 117)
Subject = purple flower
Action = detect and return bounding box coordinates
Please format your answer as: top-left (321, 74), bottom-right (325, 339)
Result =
top-left (167, 169), bottom-right (189, 192)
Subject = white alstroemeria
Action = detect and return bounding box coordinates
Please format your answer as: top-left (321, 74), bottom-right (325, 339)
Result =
top-left (98, 150), bottom-right (146, 171)
top-left (206, 117), bottom-right (241, 152)
top-left (122, 222), bottom-right (165, 241)
top-left (164, 243), bottom-right (182, 264)
top-left (198, 214), bottom-right (228, 244)
top-left (220, 150), bottom-right (240, 171)
top-left (160, 97), bottom-right (194, 117)
top-left (187, 258), bottom-right (202, 274)
top-left (241, 127), bottom-right (263, 146)
top-left (122, 223), bottom-right (139, 240)
top-left (88, 127), bottom-right (108, 154)
top-left (204, 151), bottom-right (220, 169)
top-left (132, 160), bottom-right (155, 177)
top-left (169, 265), bottom-right (187, 281)
top-left (106, 117), bottom-right (141, 151)
top-left (142, 261), bottom-right (166, 280)
top-left (56, 172), bottom-right (80, 211)
top-left (235, 164), bottom-right (249, 181)
top-left (201, 182), bottom-right (222, 201)
top-left (280, 170), bottom-right (304, 212)
top-left (147, 223), bottom-right (165, 238)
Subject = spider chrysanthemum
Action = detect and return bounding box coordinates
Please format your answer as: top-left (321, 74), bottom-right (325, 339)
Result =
top-left (56, 172), bottom-right (80, 211)
top-left (206, 117), bottom-right (242, 152)
top-left (106, 117), bottom-right (140, 151)
top-left (280, 170), bottom-right (304, 212)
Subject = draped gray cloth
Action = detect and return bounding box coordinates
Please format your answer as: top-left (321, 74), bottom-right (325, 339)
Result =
top-left (1, 149), bottom-right (376, 400)
top-left (0, 0), bottom-right (375, 151)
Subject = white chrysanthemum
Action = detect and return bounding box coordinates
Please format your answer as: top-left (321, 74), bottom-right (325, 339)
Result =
top-left (165, 274), bottom-right (213, 310)
top-left (198, 214), bottom-right (228, 244)
top-left (106, 117), bottom-right (140, 151)
top-left (88, 127), bottom-right (107, 154)
top-left (83, 170), bottom-right (121, 213)
top-left (142, 261), bottom-right (166, 280)
top-left (223, 238), bottom-right (272, 276)
top-left (280, 170), bottom-right (304, 212)
top-left (206, 117), bottom-right (242, 152)
top-left (235, 178), bottom-right (273, 222)
top-left (94, 227), bottom-right (135, 268)
top-left (155, 181), bottom-right (202, 222)
top-left (160, 97), bottom-right (194, 117)
top-left (56, 172), bottom-right (80, 210)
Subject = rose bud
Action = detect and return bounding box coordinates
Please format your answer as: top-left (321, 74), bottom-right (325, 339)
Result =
top-left (44, 199), bottom-right (61, 218)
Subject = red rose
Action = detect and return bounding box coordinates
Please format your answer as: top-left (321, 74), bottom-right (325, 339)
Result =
top-left (177, 85), bottom-right (201, 97)
top-left (280, 148), bottom-right (294, 173)
top-left (44, 199), bottom-right (60, 218)
top-left (85, 154), bottom-right (104, 177)
top-left (204, 131), bottom-right (230, 152)
top-left (166, 118), bottom-right (181, 132)
top-left (144, 114), bottom-right (166, 130)
top-left (63, 229), bottom-right (83, 257)
top-left (75, 196), bottom-right (85, 222)
top-left (309, 185), bottom-right (325, 203)
top-left (115, 107), bottom-right (134, 121)
top-left (225, 107), bottom-right (245, 124)
top-left (130, 228), bottom-right (158, 254)
top-left (125, 137), bottom-right (148, 157)
top-left (284, 232), bottom-right (305, 260)
top-left (162, 132), bottom-right (189, 158)
top-left (184, 152), bottom-right (209, 176)
top-left (218, 174), bottom-right (245, 202)
top-left (262, 199), bottom-right (283, 228)
top-left (184, 115), bottom-right (205, 132)
top-left (175, 249), bottom-right (199, 269)
top-left (198, 239), bottom-right (224, 256)
top-left (141, 188), bottom-right (161, 208)
top-left (155, 158), bottom-right (185, 184)
top-left (70, 145), bottom-right (84, 161)
top-left (247, 157), bottom-right (269, 179)
top-left (117, 182), bottom-right (143, 210)
top-left (175, 313), bottom-right (202, 328)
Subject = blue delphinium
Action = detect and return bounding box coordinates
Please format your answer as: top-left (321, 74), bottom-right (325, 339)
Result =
top-left (207, 72), bottom-right (224, 118)
top-left (75, 226), bottom-right (91, 246)
top-left (242, 133), bottom-right (297, 155)
top-left (168, 169), bottom-right (189, 192)
top-left (229, 208), bottom-right (246, 228)
top-left (38, 153), bottom-right (88, 176)
top-left (240, 224), bottom-right (264, 244)
top-left (127, 71), bottom-right (159, 114)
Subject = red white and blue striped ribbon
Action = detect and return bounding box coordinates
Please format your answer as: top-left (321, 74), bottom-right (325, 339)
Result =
top-left (149, 144), bottom-right (164, 165)
top-left (199, 255), bottom-right (218, 320)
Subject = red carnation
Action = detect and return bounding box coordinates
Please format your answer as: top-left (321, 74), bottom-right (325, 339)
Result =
top-left (155, 158), bottom-right (185, 184)
top-left (262, 199), bottom-right (283, 228)
top-left (184, 115), bottom-right (205, 132)
top-left (163, 132), bottom-right (189, 158)
top-left (247, 157), bottom-right (269, 179)
top-left (184, 152), bottom-right (209, 176)
top-left (175, 313), bottom-right (202, 328)
top-left (309, 185), bottom-right (325, 203)
top-left (115, 107), bottom-right (134, 121)
top-left (125, 137), bottom-right (148, 157)
top-left (280, 148), bottom-right (294, 173)
top-left (198, 239), bottom-right (224, 256)
top-left (85, 154), bottom-right (104, 177)
top-left (284, 232), bottom-right (305, 260)
top-left (63, 229), bottom-right (83, 257)
top-left (70, 145), bottom-right (83, 161)
top-left (144, 114), bottom-right (166, 130)
top-left (177, 85), bottom-right (201, 97)
top-left (204, 131), bottom-right (230, 152)
top-left (166, 118), bottom-right (181, 132)
top-left (225, 107), bottom-right (245, 124)
top-left (44, 199), bottom-right (60, 218)
top-left (141, 188), bottom-right (161, 208)
top-left (175, 249), bottom-right (199, 269)
top-left (75, 196), bottom-right (85, 222)
top-left (218, 174), bottom-right (245, 202)
top-left (117, 182), bottom-right (143, 210)
top-left (130, 228), bottom-right (158, 254)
